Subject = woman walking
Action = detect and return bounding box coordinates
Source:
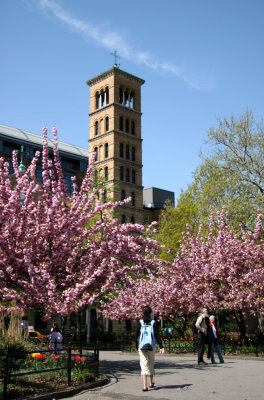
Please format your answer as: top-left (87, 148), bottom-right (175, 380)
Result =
top-left (135, 306), bottom-right (165, 392)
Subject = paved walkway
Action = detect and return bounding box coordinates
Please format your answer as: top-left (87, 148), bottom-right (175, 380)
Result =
top-left (63, 351), bottom-right (264, 400)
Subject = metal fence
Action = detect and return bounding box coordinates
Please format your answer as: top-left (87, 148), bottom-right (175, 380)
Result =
top-left (0, 341), bottom-right (99, 400)
top-left (97, 336), bottom-right (264, 356)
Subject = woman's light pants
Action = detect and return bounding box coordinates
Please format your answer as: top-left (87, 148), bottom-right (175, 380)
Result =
top-left (139, 349), bottom-right (155, 375)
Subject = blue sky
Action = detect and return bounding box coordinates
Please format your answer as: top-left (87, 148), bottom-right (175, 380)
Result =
top-left (1, 0), bottom-right (264, 200)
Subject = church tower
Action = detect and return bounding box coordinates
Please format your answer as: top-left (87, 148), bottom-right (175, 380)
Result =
top-left (87, 66), bottom-right (145, 224)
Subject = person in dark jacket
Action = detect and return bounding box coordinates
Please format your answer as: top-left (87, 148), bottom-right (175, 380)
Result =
top-left (135, 306), bottom-right (164, 392)
top-left (195, 307), bottom-right (209, 364)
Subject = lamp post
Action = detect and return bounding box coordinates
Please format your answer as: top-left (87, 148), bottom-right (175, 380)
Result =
top-left (16, 146), bottom-right (26, 173)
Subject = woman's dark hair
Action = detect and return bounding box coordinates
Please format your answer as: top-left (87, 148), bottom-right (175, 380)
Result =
top-left (142, 306), bottom-right (152, 321)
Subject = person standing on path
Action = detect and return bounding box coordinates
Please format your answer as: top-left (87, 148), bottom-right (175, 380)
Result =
top-left (135, 306), bottom-right (165, 392)
top-left (195, 307), bottom-right (209, 365)
top-left (208, 315), bottom-right (224, 364)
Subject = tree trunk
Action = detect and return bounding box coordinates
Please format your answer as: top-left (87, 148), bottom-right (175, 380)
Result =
top-left (257, 312), bottom-right (264, 336)
top-left (77, 312), bottom-right (82, 346)
top-left (231, 310), bottom-right (246, 339)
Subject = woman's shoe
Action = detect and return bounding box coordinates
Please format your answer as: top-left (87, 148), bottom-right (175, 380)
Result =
top-left (149, 382), bottom-right (155, 388)
top-left (142, 388), bottom-right (148, 392)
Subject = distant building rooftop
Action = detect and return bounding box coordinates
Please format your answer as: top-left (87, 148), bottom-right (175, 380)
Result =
top-left (0, 124), bottom-right (89, 159)
top-left (143, 187), bottom-right (175, 209)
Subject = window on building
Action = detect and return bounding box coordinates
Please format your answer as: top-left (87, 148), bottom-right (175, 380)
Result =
top-left (131, 121), bottom-right (135, 136)
top-left (119, 117), bottom-right (123, 131)
top-left (36, 164), bottom-right (42, 183)
top-left (103, 190), bottom-right (107, 203)
top-left (120, 166), bottom-right (124, 181)
top-left (95, 121), bottom-right (98, 136)
top-left (3, 141), bottom-right (20, 153)
top-left (126, 145), bottom-right (129, 160)
top-left (130, 92), bottom-right (134, 108)
top-left (125, 119), bottom-right (129, 133)
top-left (121, 214), bottom-right (126, 224)
top-left (105, 87), bottom-right (109, 104)
top-left (119, 88), bottom-right (123, 104)
top-left (124, 91), bottom-right (129, 107)
top-left (132, 170), bottom-right (136, 184)
top-left (61, 157), bottom-right (79, 170)
top-left (5, 156), bottom-right (14, 175)
top-left (126, 168), bottom-right (130, 182)
top-left (121, 189), bottom-right (126, 201)
top-left (131, 192), bottom-right (135, 206)
top-left (105, 117), bottom-right (109, 131)
top-left (64, 172), bottom-right (76, 194)
top-left (101, 90), bottom-right (104, 107)
top-left (120, 143), bottom-right (124, 158)
top-left (94, 147), bottom-right (98, 161)
top-left (105, 167), bottom-right (108, 181)
top-left (130, 216), bottom-right (135, 224)
top-left (96, 92), bottom-right (100, 109)
top-left (105, 143), bottom-right (109, 158)
top-left (132, 147), bottom-right (135, 162)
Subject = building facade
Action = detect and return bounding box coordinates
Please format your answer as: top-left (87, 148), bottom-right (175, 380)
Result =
top-left (0, 124), bottom-right (88, 193)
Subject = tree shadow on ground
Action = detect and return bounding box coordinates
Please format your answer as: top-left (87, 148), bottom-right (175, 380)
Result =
top-left (99, 358), bottom-right (228, 381)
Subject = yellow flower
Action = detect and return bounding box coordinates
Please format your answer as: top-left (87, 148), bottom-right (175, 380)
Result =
top-left (32, 353), bottom-right (41, 358)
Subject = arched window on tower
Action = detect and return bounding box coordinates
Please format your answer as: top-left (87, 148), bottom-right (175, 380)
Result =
top-left (119, 88), bottom-right (123, 104)
top-left (96, 92), bottom-right (100, 109)
top-left (100, 89), bottom-right (104, 107)
top-left (132, 170), bottom-right (136, 184)
top-left (126, 168), bottom-right (130, 182)
top-left (105, 143), bottom-right (109, 158)
top-left (124, 91), bottom-right (129, 107)
top-left (121, 189), bottom-right (126, 201)
top-left (125, 119), bottom-right (129, 133)
top-left (130, 92), bottom-right (134, 108)
top-left (119, 117), bottom-right (123, 131)
top-left (95, 121), bottom-right (98, 136)
top-left (130, 216), bottom-right (135, 224)
top-left (131, 192), bottom-right (135, 207)
top-left (94, 147), bottom-right (98, 162)
top-left (105, 117), bottom-right (109, 131)
top-left (131, 121), bottom-right (135, 135)
top-left (120, 166), bottom-right (124, 181)
top-left (126, 145), bottom-right (129, 160)
top-left (120, 143), bottom-right (124, 158)
top-left (132, 147), bottom-right (135, 162)
top-left (105, 167), bottom-right (108, 181)
top-left (105, 87), bottom-right (109, 105)
top-left (121, 215), bottom-right (126, 224)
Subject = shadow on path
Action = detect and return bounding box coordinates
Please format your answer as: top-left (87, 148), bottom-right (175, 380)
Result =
top-left (99, 358), bottom-right (230, 381)
top-left (154, 384), bottom-right (192, 391)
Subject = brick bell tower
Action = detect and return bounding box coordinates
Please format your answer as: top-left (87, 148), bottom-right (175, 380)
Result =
top-left (87, 65), bottom-right (145, 224)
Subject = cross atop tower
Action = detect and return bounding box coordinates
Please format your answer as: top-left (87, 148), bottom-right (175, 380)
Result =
top-left (110, 50), bottom-right (120, 68)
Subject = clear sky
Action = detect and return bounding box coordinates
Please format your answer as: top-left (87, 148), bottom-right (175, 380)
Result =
top-left (1, 0), bottom-right (264, 200)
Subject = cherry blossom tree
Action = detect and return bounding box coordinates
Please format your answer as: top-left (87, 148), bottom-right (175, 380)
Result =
top-left (101, 209), bottom-right (264, 338)
top-left (0, 127), bottom-right (166, 319)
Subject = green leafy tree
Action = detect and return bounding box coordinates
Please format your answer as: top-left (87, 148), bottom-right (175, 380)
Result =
top-left (196, 109), bottom-right (264, 231)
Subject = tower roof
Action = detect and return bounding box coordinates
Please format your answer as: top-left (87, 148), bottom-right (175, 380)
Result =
top-left (87, 67), bottom-right (145, 87)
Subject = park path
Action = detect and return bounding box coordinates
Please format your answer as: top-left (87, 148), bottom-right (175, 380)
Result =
top-left (63, 351), bottom-right (264, 400)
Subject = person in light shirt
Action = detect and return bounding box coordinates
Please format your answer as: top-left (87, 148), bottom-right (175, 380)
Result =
top-left (209, 315), bottom-right (224, 364)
